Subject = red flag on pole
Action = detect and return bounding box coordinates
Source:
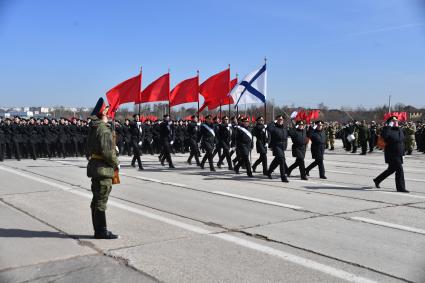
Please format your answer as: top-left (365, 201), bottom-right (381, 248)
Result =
top-left (202, 76), bottom-right (236, 111)
top-left (106, 73), bottom-right (141, 117)
top-left (136, 73), bottom-right (170, 104)
top-left (199, 68), bottom-right (230, 110)
top-left (169, 76), bottom-right (199, 107)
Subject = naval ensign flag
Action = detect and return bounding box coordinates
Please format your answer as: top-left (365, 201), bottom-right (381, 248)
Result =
top-left (230, 64), bottom-right (267, 107)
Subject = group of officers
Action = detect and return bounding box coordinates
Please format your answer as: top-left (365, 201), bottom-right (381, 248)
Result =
top-left (1, 112), bottom-right (422, 190)
top-left (114, 113), bottom-right (328, 183)
top-left (0, 102), bottom-right (417, 239)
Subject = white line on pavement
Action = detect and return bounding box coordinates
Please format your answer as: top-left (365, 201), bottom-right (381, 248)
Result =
top-left (377, 191), bottom-right (425, 199)
top-left (213, 191), bottom-right (303, 210)
top-left (326, 170), bottom-right (425, 183)
top-left (0, 165), bottom-right (377, 283)
top-left (351, 217), bottom-right (425, 235)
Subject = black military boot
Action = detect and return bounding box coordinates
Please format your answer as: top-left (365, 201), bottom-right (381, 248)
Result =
top-left (94, 210), bottom-right (119, 239)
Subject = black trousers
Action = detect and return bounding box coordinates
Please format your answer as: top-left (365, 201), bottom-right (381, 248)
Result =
top-left (375, 160), bottom-right (405, 191)
top-left (12, 140), bottom-right (21, 160)
top-left (188, 140), bottom-right (200, 165)
top-left (360, 140), bottom-right (368, 154)
top-left (235, 152), bottom-right (252, 176)
top-left (268, 156), bottom-right (288, 179)
top-left (131, 141), bottom-right (143, 168)
top-left (288, 157), bottom-right (306, 178)
top-left (217, 146), bottom-right (233, 169)
top-left (306, 158), bottom-right (325, 177)
top-left (201, 146), bottom-right (214, 169)
top-left (252, 152), bottom-right (268, 174)
top-left (0, 143), bottom-right (5, 161)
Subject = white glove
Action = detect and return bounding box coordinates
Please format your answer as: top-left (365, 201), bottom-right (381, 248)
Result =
top-left (117, 164), bottom-right (121, 170)
top-left (115, 146), bottom-right (119, 154)
top-left (170, 141), bottom-right (174, 145)
top-left (138, 141), bottom-right (143, 146)
top-left (265, 143), bottom-right (268, 148)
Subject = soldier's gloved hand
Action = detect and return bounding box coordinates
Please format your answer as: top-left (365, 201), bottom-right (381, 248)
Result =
top-left (170, 141), bottom-right (174, 145)
top-left (265, 143), bottom-right (269, 148)
top-left (115, 146), bottom-right (119, 154)
top-left (138, 141), bottom-right (142, 146)
top-left (116, 164), bottom-right (121, 170)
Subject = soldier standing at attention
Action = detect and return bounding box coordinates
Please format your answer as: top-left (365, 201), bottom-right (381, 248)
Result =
top-left (327, 122), bottom-right (336, 150)
top-left (404, 122), bottom-right (416, 155)
top-left (86, 98), bottom-right (119, 239)
top-left (358, 120), bottom-right (369, 155)
top-left (373, 116), bottom-right (408, 193)
top-left (369, 121), bottom-right (377, 153)
top-left (306, 120), bottom-right (327, 179)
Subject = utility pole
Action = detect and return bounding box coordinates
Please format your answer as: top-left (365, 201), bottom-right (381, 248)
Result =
top-left (388, 95), bottom-right (392, 113)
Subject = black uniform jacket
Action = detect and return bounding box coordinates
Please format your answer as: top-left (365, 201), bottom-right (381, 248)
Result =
top-left (289, 127), bottom-right (307, 159)
top-left (268, 123), bottom-right (288, 158)
top-left (308, 128), bottom-right (326, 160)
top-left (381, 126), bottom-right (405, 164)
top-left (252, 124), bottom-right (270, 154)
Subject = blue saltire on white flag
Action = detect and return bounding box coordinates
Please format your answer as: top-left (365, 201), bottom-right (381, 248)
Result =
top-left (230, 64), bottom-right (267, 107)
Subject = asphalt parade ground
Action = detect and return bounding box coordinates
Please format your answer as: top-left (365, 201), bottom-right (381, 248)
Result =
top-left (0, 140), bottom-right (424, 283)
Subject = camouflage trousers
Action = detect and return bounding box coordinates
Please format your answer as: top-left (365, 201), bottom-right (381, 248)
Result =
top-left (90, 178), bottom-right (112, 211)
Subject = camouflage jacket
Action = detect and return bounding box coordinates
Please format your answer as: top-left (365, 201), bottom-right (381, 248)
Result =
top-left (86, 118), bottom-right (119, 178)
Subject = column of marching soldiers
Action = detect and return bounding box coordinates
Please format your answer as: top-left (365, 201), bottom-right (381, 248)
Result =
top-left (0, 115), bottom-right (424, 183)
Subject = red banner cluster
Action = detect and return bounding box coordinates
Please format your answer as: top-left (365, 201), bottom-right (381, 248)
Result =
top-left (383, 112), bottom-right (407, 121)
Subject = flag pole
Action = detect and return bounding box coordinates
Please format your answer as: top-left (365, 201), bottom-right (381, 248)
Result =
top-left (167, 68), bottom-right (171, 118)
top-left (264, 57), bottom-right (267, 124)
top-left (138, 66), bottom-right (142, 117)
top-left (197, 70), bottom-right (200, 116)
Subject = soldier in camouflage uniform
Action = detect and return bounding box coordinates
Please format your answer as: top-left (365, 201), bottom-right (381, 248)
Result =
top-left (327, 123), bottom-right (336, 150)
top-left (324, 123), bottom-right (330, 149)
top-left (403, 122), bottom-right (416, 155)
top-left (86, 98), bottom-right (119, 239)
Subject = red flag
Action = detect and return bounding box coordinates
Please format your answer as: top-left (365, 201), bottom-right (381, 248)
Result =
top-left (199, 68), bottom-right (230, 109)
top-left (169, 76), bottom-right (199, 107)
top-left (106, 73), bottom-right (141, 117)
top-left (137, 73), bottom-right (170, 104)
top-left (384, 112), bottom-right (408, 121)
top-left (204, 76), bottom-right (237, 111)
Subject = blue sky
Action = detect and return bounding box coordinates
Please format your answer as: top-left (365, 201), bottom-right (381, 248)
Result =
top-left (1, 0), bottom-right (424, 109)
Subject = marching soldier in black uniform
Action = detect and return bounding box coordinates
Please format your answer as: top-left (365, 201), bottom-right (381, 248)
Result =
top-left (159, 114), bottom-right (175, 168)
top-left (373, 116), bottom-right (408, 193)
top-left (216, 116), bottom-right (234, 170)
top-left (129, 114), bottom-right (144, 170)
top-left (306, 120), bottom-right (327, 179)
top-left (287, 120), bottom-right (308, 180)
top-left (143, 120), bottom-right (154, 155)
top-left (187, 115), bottom-right (201, 166)
top-left (122, 119), bottom-right (132, 156)
top-left (266, 115), bottom-right (289, 183)
top-left (369, 121), bottom-right (377, 152)
top-left (68, 118), bottom-right (80, 157)
top-left (199, 115), bottom-right (216, 171)
top-left (234, 116), bottom-right (253, 177)
top-left (251, 116), bottom-right (269, 176)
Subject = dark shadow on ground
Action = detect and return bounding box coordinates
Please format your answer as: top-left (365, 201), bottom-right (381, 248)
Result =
top-left (0, 228), bottom-right (93, 239)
